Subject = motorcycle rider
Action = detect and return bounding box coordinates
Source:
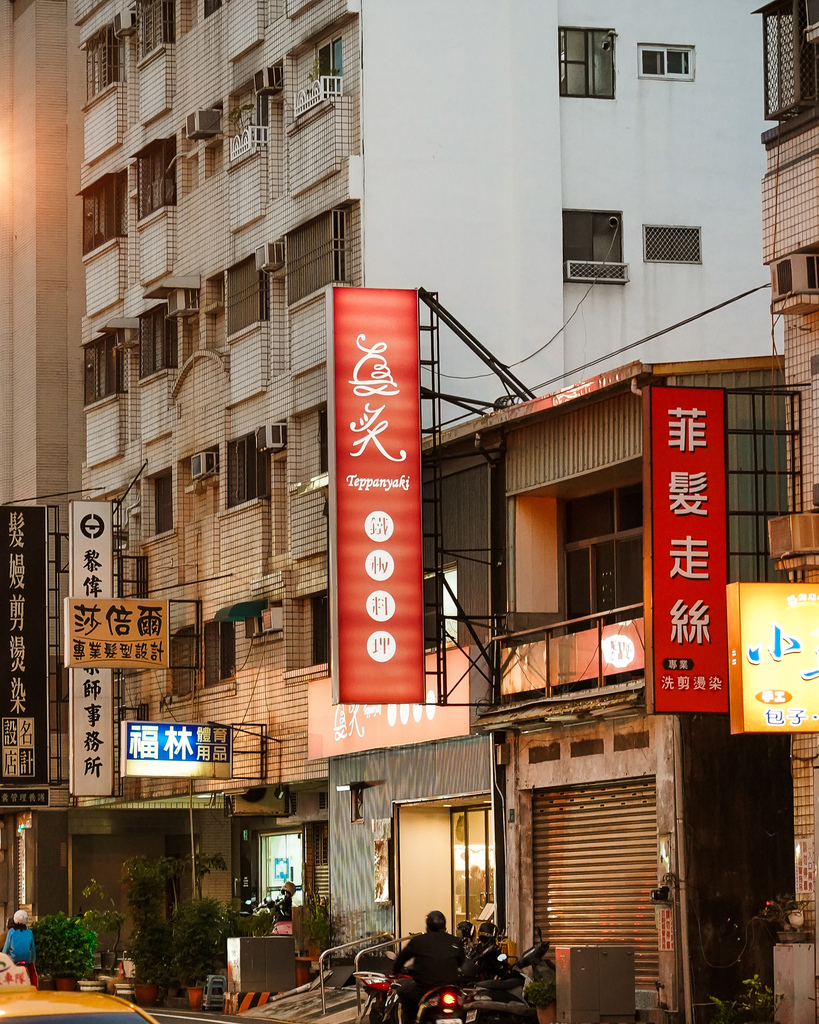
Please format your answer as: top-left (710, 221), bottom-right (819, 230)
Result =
top-left (393, 910), bottom-right (465, 1022)
top-left (276, 880), bottom-right (296, 920)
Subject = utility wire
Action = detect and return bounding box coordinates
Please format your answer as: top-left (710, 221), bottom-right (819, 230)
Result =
top-left (530, 283), bottom-right (770, 394)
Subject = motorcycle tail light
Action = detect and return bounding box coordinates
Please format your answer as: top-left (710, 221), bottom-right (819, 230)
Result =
top-left (441, 992), bottom-right (458, 1007)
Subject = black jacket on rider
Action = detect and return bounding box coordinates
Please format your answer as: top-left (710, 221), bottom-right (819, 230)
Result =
top-left (394, 930), bottom-right (466, 991)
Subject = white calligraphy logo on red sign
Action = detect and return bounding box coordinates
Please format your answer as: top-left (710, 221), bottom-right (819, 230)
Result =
top-left (650, 388), bottom-right (729, 713)
top-left (329, 289), bottom-right (424, 705)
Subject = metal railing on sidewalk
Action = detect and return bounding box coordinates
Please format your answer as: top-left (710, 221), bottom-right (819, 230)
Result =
top-left (353, 934), bottom-right (416, 1020)
top-left (318, 932), bottom-right (393, 1015)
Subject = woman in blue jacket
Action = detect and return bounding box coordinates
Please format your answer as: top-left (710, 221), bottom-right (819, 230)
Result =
top-left (3, 910), bottom-right (36, 983)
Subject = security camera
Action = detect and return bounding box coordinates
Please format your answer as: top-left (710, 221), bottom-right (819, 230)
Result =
top-left (608, 215), bottom-right (620, 229)
top-left (601, 31), bottom-right (616, 51)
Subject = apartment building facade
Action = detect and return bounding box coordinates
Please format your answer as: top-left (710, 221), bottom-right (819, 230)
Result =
top-left (69, 0), bottom-right (777, 949)
top-left (0, 0), bottom-right (85, 920)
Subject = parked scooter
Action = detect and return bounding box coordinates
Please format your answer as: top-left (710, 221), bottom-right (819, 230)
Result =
top-left (357, 972), bottom-right (469, 1024)
top-left (463, 934), bottom-right (554, 1024)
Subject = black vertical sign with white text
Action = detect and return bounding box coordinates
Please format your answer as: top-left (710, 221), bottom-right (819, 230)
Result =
top-left (0, 507), bottom-right (48, 785)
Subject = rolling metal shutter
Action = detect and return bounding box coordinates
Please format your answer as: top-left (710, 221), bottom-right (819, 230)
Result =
top-left (532, 778), bottom-right (658, 985)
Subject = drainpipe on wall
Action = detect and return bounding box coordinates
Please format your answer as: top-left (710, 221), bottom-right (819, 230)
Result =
top-left (672, 717), bottom-right (693, 1024)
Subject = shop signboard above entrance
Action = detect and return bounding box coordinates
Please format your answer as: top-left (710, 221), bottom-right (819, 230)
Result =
top-left (121, 721), bottom-right (232, 778)
top-left (64, 597), bottom-right (169, 668)
top-left (328, 287), bottom-right (424, 705)
top-left (647, 386), bottom-right (729, 713)
top-left (727, 582), bottom-right (819, 733)
top-left (307, 649), bottom-right (471, 758)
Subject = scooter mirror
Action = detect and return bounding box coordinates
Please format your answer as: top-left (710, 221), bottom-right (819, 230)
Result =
top-left (386, 950), bottom-right (396, 960)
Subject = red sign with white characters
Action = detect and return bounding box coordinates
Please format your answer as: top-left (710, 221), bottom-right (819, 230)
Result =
top-left (649, 386), bottom-right (728, 713)
top-left (329, 288), bottom-right (425, 705)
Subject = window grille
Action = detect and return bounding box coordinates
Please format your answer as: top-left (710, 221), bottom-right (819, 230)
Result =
top-left (286, 209), bottom-right (347, 304)
top-left (137, 137), bottom-right (176, 220)
top-left (84, 336), bottom-right (124, 404)
top-left (170, 625), bottom-right (195, 696)
top-left (559, 27), bottom-right (615, 99)
top-left (137, 0), bottom-right (175, 59)
top-left (643, 226), bottom-right (701, 264)
top-left (227, 257), bottom-right (269, 336)
top-left (227, 433), bottom-right (269, 507)
top-left (763, 0), bottom-right (818, 119)
top-left (86, 26), bottom-right (123, 99)
top-left (139, 306), bottom-right (177, 377)
top-left (83, 171), bottom-right (127, 254)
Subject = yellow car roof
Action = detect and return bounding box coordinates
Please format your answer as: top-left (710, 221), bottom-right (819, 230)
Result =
top-left (0, 990), bottom-right (157, 1019)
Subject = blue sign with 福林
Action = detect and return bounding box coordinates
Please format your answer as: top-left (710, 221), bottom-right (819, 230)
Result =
top-left (120, 721), bottom-right (232, 778)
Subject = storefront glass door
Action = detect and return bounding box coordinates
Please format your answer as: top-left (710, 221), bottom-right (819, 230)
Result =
top-left (452, 806), bottom-right (494, 926)
top-left (259, 831), bottom-right (303, 902)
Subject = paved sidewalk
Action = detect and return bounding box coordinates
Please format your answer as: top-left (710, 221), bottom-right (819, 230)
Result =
top-left (243, 981), bottom-right (359, 1024)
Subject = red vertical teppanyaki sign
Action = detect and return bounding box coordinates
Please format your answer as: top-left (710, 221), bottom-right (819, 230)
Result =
top-left (649, 386), bottom-right (729, 713)
top-left (329, 288), bottom-right (425, 705)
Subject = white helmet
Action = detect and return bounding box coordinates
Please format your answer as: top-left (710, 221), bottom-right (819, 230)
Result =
top-left (13, 911), bottom-right (27, 925)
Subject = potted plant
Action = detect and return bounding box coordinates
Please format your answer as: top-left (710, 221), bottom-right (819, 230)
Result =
top-left (81, 879), bottom-right (127, 969)
top-left (524, 978), bottom-right (557, 1024)
top-left (31, 912), bottom-right (96, 990)
top-left (172, 897), bottom-right (226, 1009)
top-left (761, 893), bottom-right (808, 937)
top-left (737, 974), bottom-right (782, 1023)
top-left (302, 892), bottom-right (331, 956)
top-left (123, 855), bottom-right (177, 1004)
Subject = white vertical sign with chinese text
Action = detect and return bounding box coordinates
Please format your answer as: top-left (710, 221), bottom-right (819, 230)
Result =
top-left (69, 501), bottom-right (114, 796)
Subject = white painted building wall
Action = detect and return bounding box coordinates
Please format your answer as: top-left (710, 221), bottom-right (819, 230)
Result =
top-left (359, 0), bottom-right (770, 401)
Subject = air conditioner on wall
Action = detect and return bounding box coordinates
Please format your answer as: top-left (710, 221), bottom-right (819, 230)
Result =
top-left (254, 65), bottom-right (284, 94)
top-left (256, 423), bottom-right (287, 452)
top-left (255, 241), bottom-right (285, 272)
top-left (768, 513), bottom-right (819, 565)
top-left (168, 288), bottom-right (200, 317)
top-left (769, 253), bottom-right (819, 312)
top-left (261, 606), bottom-right (283, 633)
top-left (191, 450), bottom-right (219, 480)
top-left (185, 109), bottom-right (222, 141)
top-left (113, 8), bottom-right (136, 36)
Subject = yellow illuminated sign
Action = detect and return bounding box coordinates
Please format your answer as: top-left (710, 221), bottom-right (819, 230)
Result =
top-left (727, 582), bottom-right (819, 733)
top-left (64, 597), bottom-right (169, 669)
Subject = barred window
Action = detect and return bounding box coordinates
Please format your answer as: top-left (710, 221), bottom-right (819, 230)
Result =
top-left (643, 225), bottom-right (701, 264)
top-left (137, 137), bottom-right (176, 220)
top-left (227, 432), bottom-right (269, 507)
top-left (84, 336), bottom-right (124, 404)
top-left (763, 0), bottom-right (819, 120)
top-left (83, 171), bottom-right (127, 254)
top-left (287, 209), bottom-right (347, 304)
top-left (138, 0), bottom-right (175, 59)
top-left (139, 305), bottom-right (178, 377)
top-left (86, 26), bottom-right (123, 99)
top-left (227, 257), bottom-right (269, 336)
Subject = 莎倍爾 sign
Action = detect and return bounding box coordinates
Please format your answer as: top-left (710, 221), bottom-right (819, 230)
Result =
top-left (65, 597), bottom-right (169, 668)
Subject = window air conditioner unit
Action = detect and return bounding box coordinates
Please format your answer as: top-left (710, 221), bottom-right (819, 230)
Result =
top-left (191, 450), bottom-right (219, 480)
top-left (770, 253), bottom-right (819, 312)
top-left (808, 0), bottom-right (819, 43)
top-left (168, 288), bottom-right (200, 317)
top-left (256, 423), bottom-right (287, 452)
top-left (185, 109), bottom-right (222, 141)
top-left (113, 8), bottom-right (136, 36)
top-left (261, 606), bottom-right (283, 633)
top-left (255, 241), bottom-right (285, 272)
top-left (254, 65), bottom-right (284, 95)
top-left (768, 513), bottom-right (819, 564)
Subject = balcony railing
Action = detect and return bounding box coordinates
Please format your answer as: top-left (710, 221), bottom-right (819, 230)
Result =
top-left (294, 75), bottom-right (342, 118)
top-left (229, 124), bottom-right (269, 162)
top-left (501, 603), bottom-right (644, 698)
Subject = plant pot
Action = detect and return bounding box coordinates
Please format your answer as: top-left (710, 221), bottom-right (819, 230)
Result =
top-left (134, 983), bottom-right (159, 1006)
top-left (536, 1006), bottom-right (557, 1024)
top-left (55, 977), bottom-right (77, 991)
top-left (114, 983), bottom-right (135, 1000)
top-left (788, 911), bottom-right (804, 929)
top-left (187, 985), bottom-right (204, 1010)
top-left (77, 980), bottom-right (107, 993)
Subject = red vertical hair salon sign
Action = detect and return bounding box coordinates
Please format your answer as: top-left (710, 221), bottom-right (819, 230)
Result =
top-left (328, 288), bottom-right (425, 705)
